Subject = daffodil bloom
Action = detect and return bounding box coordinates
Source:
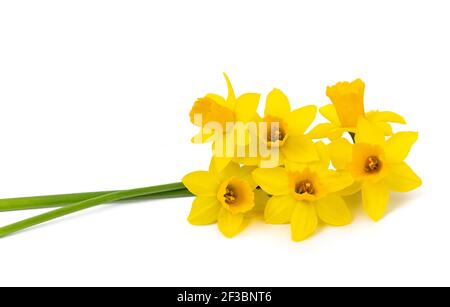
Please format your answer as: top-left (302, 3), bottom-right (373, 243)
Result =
top-left (328, 118), bottom-right (422, 221)
top-left (252, 143), bottom-right (354, 241)
top-left (182, 160), bottom-right (258, 238)
top-left (257, 88), bottom-right (319, 167)
top-left (327, 79), bottom-right (365, 128)
top-left (0, 77), bottom-right (424, 241)
top-left (308, 79), bottom-right (406, 140)
top-left (190, 74), bottom-right (260, 171)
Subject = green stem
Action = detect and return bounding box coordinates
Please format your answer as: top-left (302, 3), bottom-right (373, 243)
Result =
top-left (0, 183), bottom-right (192, 238)
top-left (124, 188), bottom-right (192, 201)
top-left (0, 182), bottom-right (188, 212)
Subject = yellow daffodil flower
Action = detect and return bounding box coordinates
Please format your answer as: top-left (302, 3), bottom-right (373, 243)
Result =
top-left (252, 142), bottom-right (354, 242)
top-left (257, 88), bottom-right (319, 167)
top-left (309, 79), bottom-right (406, 140)
top-left (328, 118), bottom-right (422, 221)
top-left (327, 79), bottom-right (366, 128)
top-left (189, 74), bottom-right (260, 171)
top-left (0, 77), bottom-right (424, 242)
top-left (182, 160), bottom-right (258, 238)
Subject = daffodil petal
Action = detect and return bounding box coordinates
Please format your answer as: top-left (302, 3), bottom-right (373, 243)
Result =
top-left (374, 121), bottom-right (393, 136)
top-left (307, 123), bottom-right (335, 139)
top-left (265, 88), bottom-right (291, 118)
top-left (287, 105), bottom-right (317, 135)
top-left (210, 160), bottom-right (256, 190)
top-left (366, 110), bottom-right (406, 124)
top-left (284, 160), bottom-right (307, 173)
top-left (340, 180), bottom-right (362, 196)
top-left (258, 150), bottom-right (285, 168)
top-left (343, 193), bottom-right (360, 207)
top-left (188, 196), bottom-right (221, 225)
top-left (319, 104), bottom-right (341, 125)
top-left (316, 195), bottom-right (352, 226)
top-left (248, 189), bottom-right (270, 217)
top-left (191, 129), bottom-right (217, 144)
top-left (234, 155), bottom-right (259, 166)
top-left (211, 133), bottom-right (229, 158)
top-left (328, 138), bottom-right (353, 170)
top-left (252, 167), bottom-right (289, 196)
top-left (235, 128), bottom-right (250, 149)
top-left (362, 181), bottom-right (390, 221)
top-left (386, 162), bottom-right (422, 192)
top-left (355, 117), bottom-right (385, 145)
top-left (384, 132), bottom-right (418, 163)
top-left (291, 202), bottom-right (318, 242)
top-left (235, 93), bottom-right (260, 122)
top-left (315, 141), bottom-right (331, 169)
top-left (223, 73), bottom-right (236, 109)
top-left (282, 135), bottom-right (319, 163)
top-left (182, 171), bottom-right (219, 196)
top-left (218, 208), bottom-right (244, 238)
top-left (328, 127), bottom-right (348, 140)
top-left (210, 159), bottom-right (240, 180)
top-left (211, 156), bottom-right (232, 173)
top-left (238, 165), bottom-right (258, 190)
top-left (308, 125), bottom-right (353, 141)
top-left (206, 93), bottom-right (227, 107)
top-left (264, 195), bottom-right (296, 224)
top-left (321, 170), bottom-right (354, 194)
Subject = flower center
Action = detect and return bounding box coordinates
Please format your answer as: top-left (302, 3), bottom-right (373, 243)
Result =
top-left (224, 186), bottom-right (237, 205)
top-left (268, 127), bottom-right (286, 143)
top-left (263, 116), bottom-right (288, 148)
top-left (288, 170), bottom-right (324, 202)
top-left (217, 177), bottom-right (255, 214)
top-left (364, 156), bottom-right (381, 173)
top-left (295, 180), bottom-right (315, 195)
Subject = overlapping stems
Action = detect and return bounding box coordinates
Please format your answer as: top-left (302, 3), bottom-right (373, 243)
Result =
top-left (0, 75), bottom-right (421, 240)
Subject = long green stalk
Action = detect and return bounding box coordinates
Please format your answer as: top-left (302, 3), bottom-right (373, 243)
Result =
top-left (122, 188), bottom-right (192, 201)
top-left (0, 182), bottom-right (188, 212)
top-left (0, 183), bottom-right (192, 238)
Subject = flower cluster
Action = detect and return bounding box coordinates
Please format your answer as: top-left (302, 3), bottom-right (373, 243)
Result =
top-left (183, 75), bottom-right (421, 241)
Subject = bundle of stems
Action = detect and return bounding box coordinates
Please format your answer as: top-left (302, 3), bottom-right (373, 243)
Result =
top-left (0, 182), bottom-right (192, 238)
top-left (0, 132), bottom-right (356, 238)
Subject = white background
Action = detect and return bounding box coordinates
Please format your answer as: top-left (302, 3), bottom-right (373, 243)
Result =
top-left (0, 0), bottom-right (448, 287)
